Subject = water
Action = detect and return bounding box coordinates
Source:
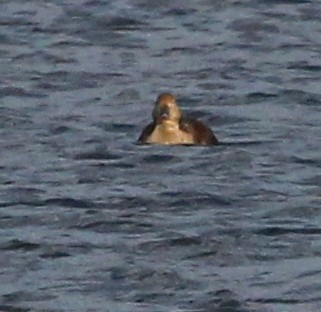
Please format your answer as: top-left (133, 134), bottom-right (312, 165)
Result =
top-left (1, 0), bottom-right (321, 311)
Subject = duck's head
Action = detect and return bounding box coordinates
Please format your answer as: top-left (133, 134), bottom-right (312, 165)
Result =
top-left (152, 93), bottom-right (182, 125)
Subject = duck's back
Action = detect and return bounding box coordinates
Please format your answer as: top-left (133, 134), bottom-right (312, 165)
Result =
top-left (179, 118), bottom-right (219, 145)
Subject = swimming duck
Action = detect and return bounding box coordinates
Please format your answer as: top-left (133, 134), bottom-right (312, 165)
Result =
top-left (138, 93), bottom-right (219, 145)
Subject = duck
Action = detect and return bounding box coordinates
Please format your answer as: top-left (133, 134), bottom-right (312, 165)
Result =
top-left (138, 93), bottom-right (219, 145)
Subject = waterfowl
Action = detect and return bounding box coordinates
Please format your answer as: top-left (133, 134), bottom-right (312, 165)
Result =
top-left (138, 93), bottom-right (219, 145)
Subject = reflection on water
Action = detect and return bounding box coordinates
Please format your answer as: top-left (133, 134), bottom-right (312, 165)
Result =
top-left (1, 0), bottom-right (321, 311)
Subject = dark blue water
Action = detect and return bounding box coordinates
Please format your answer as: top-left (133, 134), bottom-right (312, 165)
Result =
top-left (1, 1), bottom-right (321, 311)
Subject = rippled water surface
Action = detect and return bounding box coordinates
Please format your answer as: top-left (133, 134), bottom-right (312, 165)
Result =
top-left (1, 1), bottom-right (321, 311)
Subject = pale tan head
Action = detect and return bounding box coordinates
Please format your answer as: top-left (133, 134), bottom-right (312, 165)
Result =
top-left (152, 93), bottom-right (182, 125)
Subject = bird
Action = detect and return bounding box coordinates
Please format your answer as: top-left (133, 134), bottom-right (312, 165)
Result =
top-left (138, 93), bottom-right (219, 145)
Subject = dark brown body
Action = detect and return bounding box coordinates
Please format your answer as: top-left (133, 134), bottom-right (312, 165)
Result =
top-left (138, 118), bottom-right (218, 145)
top-left (138, 93), bottom-right (219, 146)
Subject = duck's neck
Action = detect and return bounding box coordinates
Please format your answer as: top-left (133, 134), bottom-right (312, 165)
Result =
top-left (157, 120), bottom-right (179, 132)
